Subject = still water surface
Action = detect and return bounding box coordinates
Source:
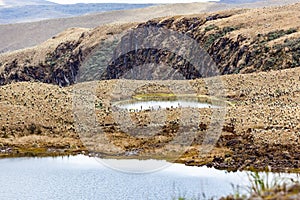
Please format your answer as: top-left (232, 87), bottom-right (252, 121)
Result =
top-left (114, 99), bottom-right (217, 112)
top-left (0, 155), bottom-right (246, 200)
top-left (0, 155), bottom-right (295, 200)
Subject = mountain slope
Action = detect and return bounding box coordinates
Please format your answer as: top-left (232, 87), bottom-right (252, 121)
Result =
top-left (0, 2), bottom-right (217, 53)
top-left (0, 2), bottom-right (153, 24)
top-left (0, 3), bottom-right (299, 86)
top-left (0, 2), bottom-right (300, 171)
top-left (1, 0), bottom-right (299, 54)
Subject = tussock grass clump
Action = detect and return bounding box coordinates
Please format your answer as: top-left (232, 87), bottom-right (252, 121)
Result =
top-left (221, 170), bottom-right (300, 200)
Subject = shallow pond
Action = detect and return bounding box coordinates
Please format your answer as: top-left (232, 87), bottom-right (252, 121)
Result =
top-left (0, 155), bottom-right (297, 200)
top-left (113, 99), bottom-right (218, 112)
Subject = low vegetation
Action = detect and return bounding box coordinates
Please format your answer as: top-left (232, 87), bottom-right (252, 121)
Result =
top-left (222, 171), bottom-right (300, 200)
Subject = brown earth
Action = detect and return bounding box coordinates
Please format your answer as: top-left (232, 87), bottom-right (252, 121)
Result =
top-left (0, 1), bottom-right (300, 173)
top-left (0, 65), bottom-right (299, 172)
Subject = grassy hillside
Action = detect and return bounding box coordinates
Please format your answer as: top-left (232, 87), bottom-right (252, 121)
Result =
top-left (0, 3), bottom-right (299, 86)
top-left (0, 1), bottom-right (300, 172)
top-left (1, 0), bottom-right (299, 53)
top-left (0, 66), bottom-right (299, 171)
top-left (0, 2), bottom-right (218, 53)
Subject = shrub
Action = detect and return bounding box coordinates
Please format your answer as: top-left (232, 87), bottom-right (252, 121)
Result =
top-left (205, 24), bottom-right (219, 32)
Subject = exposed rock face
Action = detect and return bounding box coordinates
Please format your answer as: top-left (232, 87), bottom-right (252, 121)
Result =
top-left (0, 3), bottom-right (300, 86)
top-left (0, 41), bottom-right (82, 87)
top-left (107, 15), bottom-right (299, 79)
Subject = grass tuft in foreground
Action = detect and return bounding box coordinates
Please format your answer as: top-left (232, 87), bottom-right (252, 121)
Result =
top-left (221, 170), bottom-right (300, 200)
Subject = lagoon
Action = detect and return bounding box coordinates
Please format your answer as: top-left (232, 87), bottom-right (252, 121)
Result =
top-left (0, 155), bottom-right (247, 200)
top-left (0, 155), bottom-right (297, 200)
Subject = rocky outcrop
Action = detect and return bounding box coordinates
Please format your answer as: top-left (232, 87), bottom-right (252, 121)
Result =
top-left (105, 17), bottom-right (299, 79)
top-left (0, 41), bottom-right (82, 87)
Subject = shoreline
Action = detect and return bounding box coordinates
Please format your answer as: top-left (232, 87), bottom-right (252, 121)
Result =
top-left (1, 1), bottom-right (300, 175)
top-left (1, 149), bottom-right (299, 200)
top-left (1, 146), bottom-right (299, 173)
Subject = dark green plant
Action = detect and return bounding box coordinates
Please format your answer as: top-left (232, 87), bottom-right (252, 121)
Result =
top-left (204, 26), bottom-right (239, 49)
top-left (205, 24), bottom-right (219, 32)
top-left (259, 28), bottom-right (298, 42)
top-left (95, 101), bottom-right (103, 109)
top-left (286, 28), bottom-right (297, 35)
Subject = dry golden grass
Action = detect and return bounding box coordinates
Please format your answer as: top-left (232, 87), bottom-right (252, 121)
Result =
top-left (0, 66), bottom-right (299, 168)
top-left (1, 2), bottom-right (300, 72)
top-left (0, 0), bottom-right (299, 54)
top-left (0, 1), bottom-right (300, 170)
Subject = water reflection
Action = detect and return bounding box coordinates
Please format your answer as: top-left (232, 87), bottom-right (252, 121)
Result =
top-left (0, 155), bottom-right (297, 200)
